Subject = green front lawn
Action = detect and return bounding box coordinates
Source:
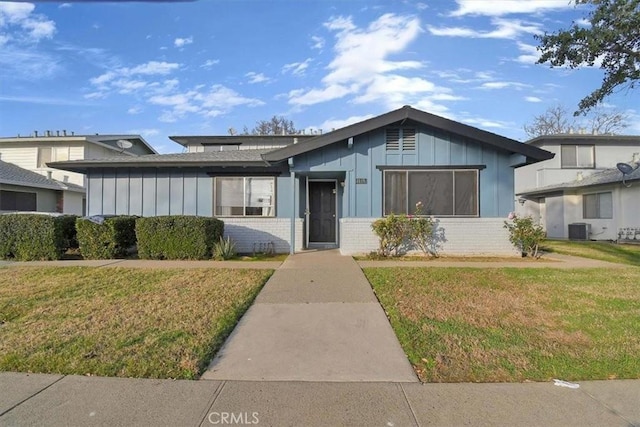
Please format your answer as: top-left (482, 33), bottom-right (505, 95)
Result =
top-left (365, 267), bottom-right (640, 383)
top-left (542, 240), bottom-right (640, 266)
top-left (0, 267), bottom-right (272, 379)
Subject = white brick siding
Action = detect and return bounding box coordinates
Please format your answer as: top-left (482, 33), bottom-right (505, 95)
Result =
top-left (339, 217), bottom-right (519, 256)
top-left (222, 218), bottom-right (303, 254)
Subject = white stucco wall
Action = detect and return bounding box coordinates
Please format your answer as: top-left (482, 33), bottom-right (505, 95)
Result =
top-left (339, 217), bottom-right (520, 256)
top-left (62, 191), bottom-right (85, 216)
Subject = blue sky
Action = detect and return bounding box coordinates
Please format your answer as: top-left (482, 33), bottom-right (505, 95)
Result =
top-left (0, 0), bottom-right (637, 153)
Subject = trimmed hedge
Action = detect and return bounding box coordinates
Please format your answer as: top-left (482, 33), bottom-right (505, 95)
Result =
top-left (136, 216), bottom-right (224, 260)
top-left (0, 214), bottom-right (75, 261)
top-left (76, 216), bottom-right (137, 259)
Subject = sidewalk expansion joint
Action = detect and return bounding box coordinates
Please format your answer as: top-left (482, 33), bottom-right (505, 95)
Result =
top-left (197, 380), bottom-right (227, 426)
top-left (0, 375), bottom-right (65, 418)
top-left (399, 383), bottom-right (421, 427)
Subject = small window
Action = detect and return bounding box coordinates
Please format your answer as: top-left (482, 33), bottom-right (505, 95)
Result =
top-left (583, 192), bottom-right (612, 219)
top-left (1, 190), bottom-right (37, 211)
top-left (37, 147), bottom-right (52, 168)
top-left (214, 177), bottom-right (275, 216)
top-left (561, 145), bottom-right (594, 168)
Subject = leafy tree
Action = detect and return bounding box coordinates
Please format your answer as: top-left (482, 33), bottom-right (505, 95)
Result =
top-left (535, 0), bottom-right (640, 114)
top-left (523, 104), bottom-right (628, 138)
top-left (234, 116), bottom-right (298, 135)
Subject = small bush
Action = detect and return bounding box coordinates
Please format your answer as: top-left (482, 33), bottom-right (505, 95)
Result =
top-left (371, 214), bottom-right (411, 257)
top-left (76, 216), bottom-right (137, 259)
top-left (58, 215), bottom-right (79, 250)
top-left (213, 236), bottom-right (237, 260)
top-left (504, 213), bottom-right (545, 258)
top-left (0, 214), bottom-right (72, 260)
top-left (136, 216), bottom-right (224, 260)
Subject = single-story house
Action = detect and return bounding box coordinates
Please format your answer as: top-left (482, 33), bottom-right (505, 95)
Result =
top-left (51, 106), bottom-right (553, 255)
top-left (0, 160), bottom-right (85, 214)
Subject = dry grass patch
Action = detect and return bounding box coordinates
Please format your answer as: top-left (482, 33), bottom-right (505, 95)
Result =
top-left (0, 267), bottom-right (272, 379)
top-left (365, 267), bottom-right (640, 383)
top-left (542, 240), bottom-right (640, 266)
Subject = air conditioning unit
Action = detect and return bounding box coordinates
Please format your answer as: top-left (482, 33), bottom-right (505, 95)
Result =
top-left (568, 223), bottom-right (591, 240)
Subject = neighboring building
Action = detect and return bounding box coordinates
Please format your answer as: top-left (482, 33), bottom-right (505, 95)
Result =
top-left (515, 135), bottom-right (640, 241)
top-left (0, 133), bottom-right (157, 215)
top-left (0, 160), bottom-right (84, 214)
top-left (51, 106), bottom-right (553, 255)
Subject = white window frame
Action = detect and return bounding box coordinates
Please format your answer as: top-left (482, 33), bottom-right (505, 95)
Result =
top-left (561, 145), bottom-right (595, 169)
top-left (583, 192), bottom-right (612, 219)
top-left (213, 176), bottom-right (276, 217)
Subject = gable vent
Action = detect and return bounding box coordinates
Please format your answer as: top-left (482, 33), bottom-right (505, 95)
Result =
top-left (402, 128), bottom-right (416, 151)
top-left (386, 128), bottom-right (400, 151)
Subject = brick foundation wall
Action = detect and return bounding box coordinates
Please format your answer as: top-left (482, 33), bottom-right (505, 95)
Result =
top-left (222, 218), bottom-right (303, 254)
top-left (339, 217), bottom-right (519, 256)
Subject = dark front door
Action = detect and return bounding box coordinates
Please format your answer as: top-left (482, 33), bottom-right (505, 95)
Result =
top-left (309, 181), bottom-right (336, 243)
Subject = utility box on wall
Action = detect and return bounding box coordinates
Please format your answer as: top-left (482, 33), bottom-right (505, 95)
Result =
top-left (568, 223), bottom-right (591, 240)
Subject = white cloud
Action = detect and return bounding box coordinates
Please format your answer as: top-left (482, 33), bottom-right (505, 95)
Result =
top-left (127, 106), bottom-right (143, 115)
top-left (282, 58), bottom-right (312, 76)
top-left (311, 35), bottom-right (324, 50)
top-left (428, 18), bottom-right (541, 39)
top-left (201, 59), bottom-right (220, 68)
top-left (479, 81), bottom-right (529, 90)
top-left (289, 13), bottom-right (456, 111)
top-left (525, 96), bottom-right (543, 103)
top-left (127, 128), bottom-right (159, 137)
top-left (463, 117), bottom-right (510, 129)
top-left (174, 36), bottom-right (193, 48)
top-left (150, 84), bottom-right (264, 122)
top-left (89, 61), bottom-right (180, 94)
top-left (450, 0), bottom-right (571, 17)
top-left (315, 114), bottom-right (374, 132)
top-left (515, 42), bottom-right (541, 64)
top-left (245, 71), bottom-right (272, 84)
top-left (59, 3), bottom-right (72, 8)
top-left (0, 1), bottom-right (54, 52)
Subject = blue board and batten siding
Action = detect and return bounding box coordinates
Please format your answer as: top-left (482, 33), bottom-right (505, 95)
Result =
top-left (87, 125), bottom-right (515, 219)
top-left (86, 169), bottom-right (294, 218)
top-left (292, 125), bottom-right (516, 218)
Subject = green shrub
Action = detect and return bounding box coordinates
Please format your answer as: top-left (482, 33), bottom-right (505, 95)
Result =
top-left (371, 214), bottom-right (411, 257)
top-left (136, 216), bottom-right (224, 260)
top-left (213, 236), bottom-right (236, 260)
top-left (0, 214), bottom-right (71, 260)
top-left (504, 213), bottom-right (546, 258)
top-left (76, 216), bottom-right (137, 259)
top-left (58, 215), bottom-right (79, 250)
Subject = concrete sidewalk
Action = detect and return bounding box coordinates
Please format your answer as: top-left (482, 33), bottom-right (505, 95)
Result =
top-left (201, 249), bottom-right (418, 382)
top-left (1, 373), bottom-right (638, 426)
top-left (2, 259), bottom-right (281, 269)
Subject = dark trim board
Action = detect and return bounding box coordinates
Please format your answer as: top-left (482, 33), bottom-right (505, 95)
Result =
top-left (376, 165), bottom-right (487, 171)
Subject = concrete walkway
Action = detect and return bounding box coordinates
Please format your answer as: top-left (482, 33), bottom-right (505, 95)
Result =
top-left (1, 373), bottom-right (638, 426)
top-left (201, 249), bottom-right (418, 382)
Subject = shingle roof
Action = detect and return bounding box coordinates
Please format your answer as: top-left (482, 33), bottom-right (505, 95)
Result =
top-left (169, 135), bottom-right (314, 147)
top-left (517, 162), bottom-right (640, 196)
top-left (262, 105), bottom-right (554, 163)
top-left (50, 149), bottom-right (273, 173)
top-left (0, 160), bottom-right (84, 192)
top-left (526, 134), bottom-right (640, 146)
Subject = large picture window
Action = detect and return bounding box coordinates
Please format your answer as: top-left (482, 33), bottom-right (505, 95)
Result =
top-left (214, 177), bottom-right (275, 216)
top-left (583, 192), bottom-right (612, 219)
top-left (561, 145), bottom-right (594, 168)
top-left (0, 190), bottom-right (37, 211)
top-left (384, 169), bottom-right (478, 216)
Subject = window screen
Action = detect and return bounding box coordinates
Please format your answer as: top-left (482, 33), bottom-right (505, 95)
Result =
top-left (1, 190), bottom-right (37, 211)
top-left (583, 192), bottom-right (612, 219)
top-left (215, 177), bottom-right (275, 216)
top-left (384, 169), bottom-right (478, 216)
